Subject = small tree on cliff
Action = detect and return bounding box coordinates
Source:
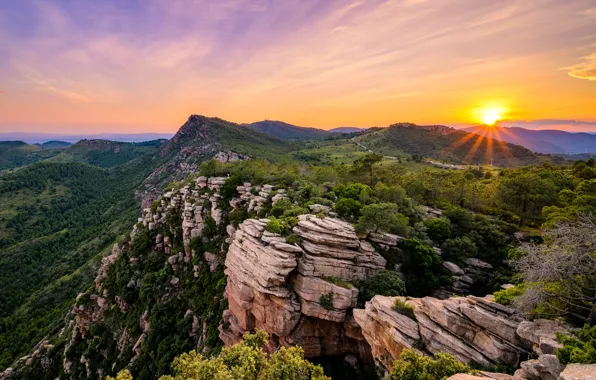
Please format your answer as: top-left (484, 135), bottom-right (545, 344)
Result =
top-left (389, 349), bottom-right (477, 380)
top-left (510, 215), bottom-right (596, 326)
top-left (356, 203), bottom-right (409, 235)
top-left (108, 330), bottom-right (330, 380)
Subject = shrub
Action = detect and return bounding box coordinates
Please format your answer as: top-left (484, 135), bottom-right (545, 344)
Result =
top-left (271, 198), bottom-right (292, 217)
top-left (109, 330), bottom-right (331, 380)
top-left (228, 207), bottom-right (248, 227)
top-left (265, 218), bottom-right (284, 234)
top-left (401, 239), bottom-right (451, 297)
top-left (556, 325), bottom-right (596, 364)
top-left (361, 270), bottom-right (406, 302)
top-left (440, 236), bottom-right (477, 264)
top-left (494, 284), bottom-right (526, 306)
top-left (392, 299), bottom-right (416, 320)
top-left (340, 183), bottom-right (372, 200)
top-left (389, 349), bottom-right (477, 380)
top-left (319, 292), bottom-right (334, 310)
top-left (424, 218), bottom-right (451, 245)
top-left (325, 276), bottom-right (353, 289)
top-left (356, 203), bottom-right (409, 235)
top-left (334, 198), bottom-right (362, 219)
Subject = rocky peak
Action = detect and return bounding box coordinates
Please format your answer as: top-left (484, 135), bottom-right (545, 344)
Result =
top-left (220, 214), bottom-right (386, 360)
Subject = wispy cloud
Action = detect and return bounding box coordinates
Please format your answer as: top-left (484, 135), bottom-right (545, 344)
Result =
top-left (567, 53), bottom-right (596, 81)
top-left (580, 7), bottom-right (596, 16)
top-left (0, 0), bottom-right (595, 132)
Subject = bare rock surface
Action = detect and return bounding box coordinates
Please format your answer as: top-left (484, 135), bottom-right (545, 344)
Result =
top-left (220, 215), bottom-right (385, 360)
top-left (353, 295), bottom-right (528, 371)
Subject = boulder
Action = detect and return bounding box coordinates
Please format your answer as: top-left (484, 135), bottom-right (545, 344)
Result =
top-left (220, 215), bottom-right (384, 362)
top-left (516, 319), bottom-right (568, 354)
top-left (353, 295), bottom-right (527, 371)
top-left (559, 364), bottom-right (596, 380)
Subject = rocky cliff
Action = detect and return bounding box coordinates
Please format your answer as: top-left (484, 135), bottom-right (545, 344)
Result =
top-left (220, 214), bottom-right (386, 362)
top-left (353, 295), bottom-right (583, 379)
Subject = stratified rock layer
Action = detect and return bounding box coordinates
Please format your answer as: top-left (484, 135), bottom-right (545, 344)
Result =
top-left (220, 214), bottom-right (386, 360)
top-left (353, 295), bottom-right (529, 371)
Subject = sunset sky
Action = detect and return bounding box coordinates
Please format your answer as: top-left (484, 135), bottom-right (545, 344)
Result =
top-left (1, 0), bottom-right (595, 133)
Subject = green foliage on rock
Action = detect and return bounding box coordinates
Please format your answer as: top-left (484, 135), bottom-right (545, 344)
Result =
top-left (556, 325), bottom-right (596, 365)
top-left (400, 239), bottom-right (451, 297)
top-left (424, 218), bottom-right (451, 245)
top-left (356, 203), bottom-right (409, 235)
top-left (389, 349), bottom-right (477, 380)
top-left (319, 292), bottom-right (334, 311)
top-left (392, 299), bottom-right (416, 320)
top-left (360, 270), bottom-right (406, 302)
top-left (156, 330), bottom-right (330, 380)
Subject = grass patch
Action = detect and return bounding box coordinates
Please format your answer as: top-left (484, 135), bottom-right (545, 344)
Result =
top-left (325, 276), bottom-right (353, 289)
top-left (392, 299), bottom-right (416, 320)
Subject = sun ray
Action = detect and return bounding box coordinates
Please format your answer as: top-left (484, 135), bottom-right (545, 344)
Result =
top-left (463, 134), bottom-right (485, 164)
top-left (484, 128), bottom-right (494, 165)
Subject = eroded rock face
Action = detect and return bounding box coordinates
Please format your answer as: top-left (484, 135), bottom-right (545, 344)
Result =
top-left (220, 215), bottom-right (386, 360)
top-left (353, 295), bottom-right (528, 371)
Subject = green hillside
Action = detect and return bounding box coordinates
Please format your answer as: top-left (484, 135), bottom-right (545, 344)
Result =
top-left (244, 120), bottom-right (330, 141)
top-left (355, 123), bottom-right (560, 167)
top-left (0, 141), bottom-right (61, 170)
top-left (49, 139), bottom-right (166, 168)
top-left (0, 154), bottom-right (160, 369)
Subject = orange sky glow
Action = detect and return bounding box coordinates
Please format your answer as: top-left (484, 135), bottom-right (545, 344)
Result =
top-left (0, 0), bottom-right (595, 133)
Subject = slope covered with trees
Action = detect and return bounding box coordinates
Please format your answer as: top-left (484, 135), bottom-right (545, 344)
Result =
top-left (244, 120), bottom-right (330, 141)
top-left (355, 123), bottom-right (560, 166)
top-left (0, 141), bottom-right (62, 170)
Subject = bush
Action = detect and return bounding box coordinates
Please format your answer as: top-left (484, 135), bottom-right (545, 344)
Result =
top-left (389, 349), bottom-right (477, 380)
top-left (556, 325), bottom-right (596, 364)
top-left (356, 203), bottom-right (409, 235)
top-left (319, 292), bottom-right (334, 310)
top-left (401, 239), bottom-right (451, 297)
top-left (494, 284), bottom-right (526, 306)
top-left (424, 218), bottom-right (451, 245)
top-left (361, 270), bottom-right (406, 302)
top-left (108, 330), bottom-right (331, 380)
top-left (334, 198), bottom-right (362, 219)
top-left (392, 299), bottom-right (416, 320)
top-left (265, 218), bottom-right (284, 234)
top-left (441, 236), bottom-right (477, 264)
top-left (340, 183), bottom-right (372, 200)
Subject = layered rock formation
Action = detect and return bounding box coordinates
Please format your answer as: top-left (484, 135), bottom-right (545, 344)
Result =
top-left (353, 295), bottom-right (529, 371)
top-left (220, 214), bottom-right (387, 361)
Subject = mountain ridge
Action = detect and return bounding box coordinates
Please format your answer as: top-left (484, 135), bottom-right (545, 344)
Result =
top-left (464, 125), bottom-right (596, 154)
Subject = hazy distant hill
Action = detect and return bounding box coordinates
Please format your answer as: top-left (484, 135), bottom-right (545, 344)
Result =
top-left (328, 127), bottom-right (367, 133)
top-left (357, 123), bottom-right (555, 166)
top-left (35, 140), bottom-right (72, 150)
top-left (49, 139), bottom-right (166, 168)
top-left (464, 125), bottom-right (596, 154)
top-left (244, 120), bottom-right (330, 141)
top-left (0, 141), bottom-right (61, 170)
top-left (0, 132), bottom-right (174, 144)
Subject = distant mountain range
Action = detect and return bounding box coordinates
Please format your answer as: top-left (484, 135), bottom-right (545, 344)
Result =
top-left (0, 132), bottom-right (174, 144)
top-left (356, 123), bottom-right (554, 167)
top-left (243, 120), bottom-right (330, 141)
top-left (328, 127), bottom-right (367, 133)
top-left (464, 125), bottom-right (596, 154)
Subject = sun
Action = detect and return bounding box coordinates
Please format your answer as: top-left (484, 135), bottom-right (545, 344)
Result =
top-left (473, 104), bottom-right (507, 126)
top-left (480, 108), bottom-right (503, 125)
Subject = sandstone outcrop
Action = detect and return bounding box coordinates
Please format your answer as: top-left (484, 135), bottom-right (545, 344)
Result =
top-left (353, 295), bottom-right (528, 371)
top-left (220, 214), bottom-right (386, 360)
